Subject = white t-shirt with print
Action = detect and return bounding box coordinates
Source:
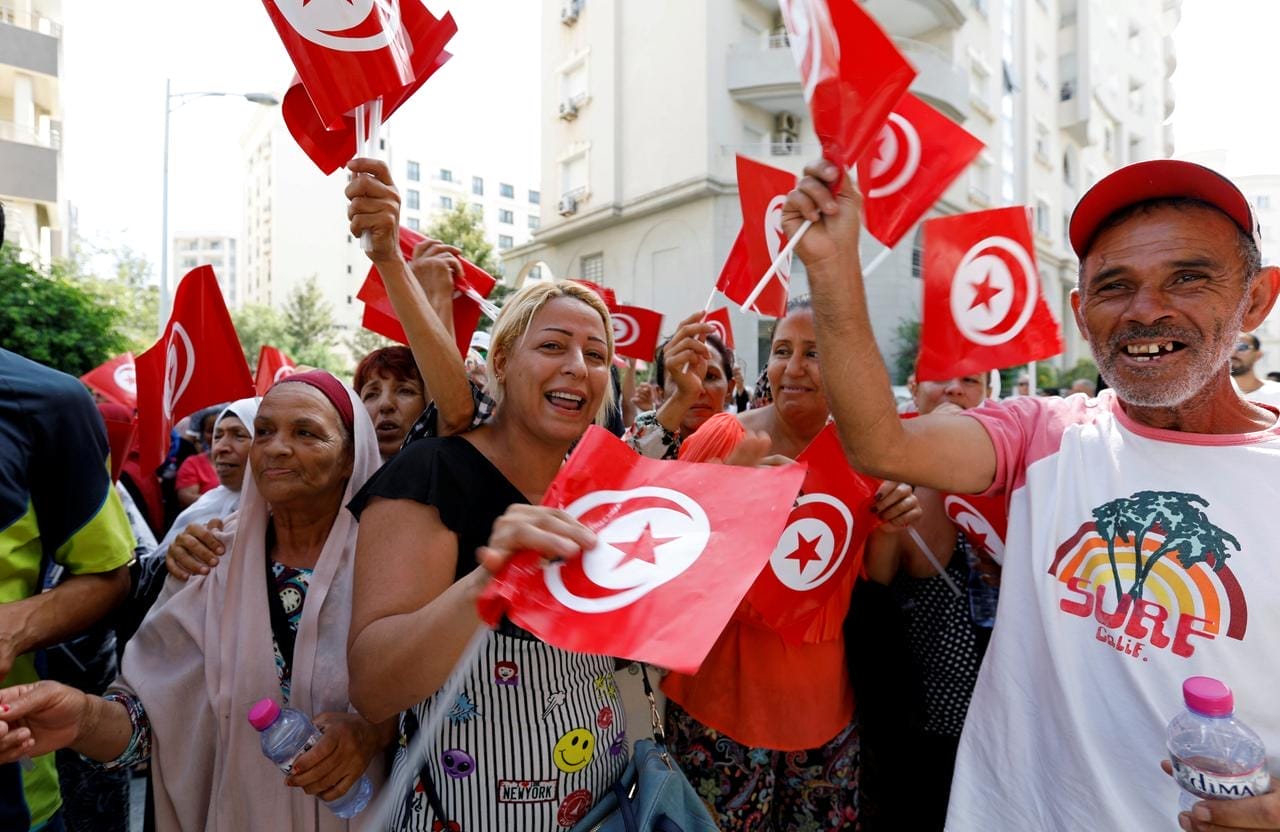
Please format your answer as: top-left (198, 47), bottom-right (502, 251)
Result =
top-left (946, 390), bottom-right (1280, 832)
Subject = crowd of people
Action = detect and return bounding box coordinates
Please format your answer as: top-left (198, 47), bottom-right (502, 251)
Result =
top-left (1, 148), bottom-right (1278, 832)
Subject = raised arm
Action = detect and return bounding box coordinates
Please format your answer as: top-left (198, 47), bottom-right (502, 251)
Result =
top-left (783, 161), bottom-right (997, 493)
top-left (346, 158), bottom-right (476, 436)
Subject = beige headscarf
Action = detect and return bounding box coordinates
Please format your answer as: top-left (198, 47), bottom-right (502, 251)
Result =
top-left (116, 379), bottom-right (383, 832)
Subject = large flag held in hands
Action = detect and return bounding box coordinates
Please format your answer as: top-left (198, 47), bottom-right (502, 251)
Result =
top-left (744, 424), bottom-right (881, 643)
top-left (857, 93), bottom-right (985, 248)
top-left (135, 267), bottom-right (255, 474)
top-left (609, 304), bottom-right (664, 363)
top-left (267, 0), bottom-right (457, 173)
top-left (729, 156), bottom-right (796, 318)
top-left (917, 207), bottom-right (1063, 381)
top-left (81, 352), bottom-right (138, 411)
top-left (356, 226), bottom-right (497, 356)
top-left (478, 427), bottom-right (807, 673)
top-left (778, 0), bottom-right (916, 173)
top-left (255, 345), bottom-right (297, 396)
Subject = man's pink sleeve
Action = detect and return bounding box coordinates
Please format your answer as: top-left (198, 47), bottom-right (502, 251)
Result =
top-left (962, 397), bottom-right (1052, 496)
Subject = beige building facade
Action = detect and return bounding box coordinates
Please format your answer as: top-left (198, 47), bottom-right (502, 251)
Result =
top-left (0, 0), bottom-right (63, 264)
top-left (504, 0), bottom-right (1180, 380)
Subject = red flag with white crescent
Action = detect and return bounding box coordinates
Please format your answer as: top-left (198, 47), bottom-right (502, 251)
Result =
top-left (778, 0), bottom-right (916, 173)
top-left (271, 1), bottom-right (457, 174)
top-left (81, 352), bottom-right (138, 411)
top-left (609, 304), bottom-right (664, 363)
top-left (917, 207), bottom-right (1063, 381)
top-left (135, 266), bottom-right (255, 474)
top-left (743, 424), bottom-right (881, 642)
top-left (478, 426), bottom-right (807, 673)
top-left (703, 307), bottom-right (735, 350)
top-left (943, 491), bottom-right (1007, 566)
top-left (568, 279), bottom-right (618, 310)
top-left (255, 345), bottom-right (297, 396)
top-left (730, 156), bottom-right (796, 318)
top-left (857, 93), bottom-right (985, 248)
top-left (356, 225), bottom-right (497, 356)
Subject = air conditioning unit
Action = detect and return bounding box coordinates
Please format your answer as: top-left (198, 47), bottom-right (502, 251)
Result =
top-left (557, 195), bottom-right (579, 216)
top-left (774, 111), bottom-right (800, 136)
top-left (561, 0), bottom-right (582, 26)
top-left (771, 133), bottom-right (800, 156)
top-left (558, 100), bottom-right (579, 121)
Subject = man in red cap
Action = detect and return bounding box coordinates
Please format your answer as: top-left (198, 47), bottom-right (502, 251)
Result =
top-left (783, 158), bottom-right (1280, 831)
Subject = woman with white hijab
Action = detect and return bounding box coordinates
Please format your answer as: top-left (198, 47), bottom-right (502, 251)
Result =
top-left (0, 372), bottom-right (393, 832)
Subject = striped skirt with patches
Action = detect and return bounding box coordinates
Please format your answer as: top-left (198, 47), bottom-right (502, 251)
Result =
top-left (389, 627), bottom-right (629, 831)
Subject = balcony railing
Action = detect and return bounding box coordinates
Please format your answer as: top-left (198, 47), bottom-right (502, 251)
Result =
top-left (0, 4), bottom-right (62, 37)
top-left (0, 119), bottom-right (60, 150)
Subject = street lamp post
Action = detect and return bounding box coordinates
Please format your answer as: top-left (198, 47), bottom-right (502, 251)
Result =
top-left (159, 78), bottom-right (278, 331)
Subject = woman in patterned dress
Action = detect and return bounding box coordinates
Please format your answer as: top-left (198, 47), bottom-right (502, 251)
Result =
top-left (348, 281), bottom-right (632, 830)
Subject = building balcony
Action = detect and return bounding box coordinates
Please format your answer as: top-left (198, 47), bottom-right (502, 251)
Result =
top-left (1058, 77), bottom-right (1090, 144)
top-left (894, 37), bottom-right (968, 122)
top-left (0, 11), bottom-right (59, 77)
top-left (726, 35), bottom-right (804, 116)
top-left (864, 0), bottom-right (966, 38)
top-left (0, 136), bottom-right (57, 203)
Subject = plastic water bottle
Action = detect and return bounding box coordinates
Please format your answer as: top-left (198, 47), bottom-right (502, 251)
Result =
top-left (248, 698), bottom-right (373, 819)
top-left (1167, 677), bottom-right (1270, 813)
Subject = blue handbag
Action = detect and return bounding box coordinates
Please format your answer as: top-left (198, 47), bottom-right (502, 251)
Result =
top-left (570, 665), bottom-right (719, 832)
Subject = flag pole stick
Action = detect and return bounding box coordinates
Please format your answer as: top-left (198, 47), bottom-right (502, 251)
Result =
top-left (741, 219), bottom-right (811, 310)
top-left (358, 97), bottom-right (384, 254)
top-left (678, 284), bottom-right (722, 374)
top-left (861, 246), bottom-right (892, 278)
top-left (907, 526), bottom-right (964, 598)
top-left (366, 624), bottom-right (490, 830)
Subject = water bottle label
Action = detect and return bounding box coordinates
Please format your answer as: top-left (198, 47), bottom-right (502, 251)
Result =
top-left (1171, 754), bottom-right (1271, 801)
top-left (276, 732), bottom-right (321, 776)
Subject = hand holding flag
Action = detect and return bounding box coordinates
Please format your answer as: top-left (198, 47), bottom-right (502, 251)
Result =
top-left (478, 427), bottom-right (807, 673)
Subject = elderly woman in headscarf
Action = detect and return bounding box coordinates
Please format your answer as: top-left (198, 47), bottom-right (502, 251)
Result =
top-left (0, 371), bottom-right (393, 832)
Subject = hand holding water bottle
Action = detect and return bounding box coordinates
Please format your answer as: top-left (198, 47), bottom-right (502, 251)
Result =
top-left (1163, 676), bottom-right (1279, 831)
top-left (286, 711), bottom-right (385, 803)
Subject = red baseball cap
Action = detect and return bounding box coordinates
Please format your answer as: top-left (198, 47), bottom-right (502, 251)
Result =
top-left (1068, 159), bottom-right (1262, 259)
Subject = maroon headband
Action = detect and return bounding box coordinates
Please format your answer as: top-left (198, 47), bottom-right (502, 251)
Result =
top-left (272, 370), bottom-right (355, 432)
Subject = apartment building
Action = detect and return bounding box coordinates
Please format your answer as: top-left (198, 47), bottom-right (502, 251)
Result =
top-left (0, 0), bottom-right (64, 263)
top-left (172, 234), bottom-right (238, 306)
top-left (398, 159), bottom-right (542, 263)
top-left (503, 0), bottom-right (1180, 379)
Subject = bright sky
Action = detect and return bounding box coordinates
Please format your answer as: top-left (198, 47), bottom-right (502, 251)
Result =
top-left (60, 0), bottom-right (541, 274)
top-left (58, 0), bottom-right (1275, 280)
top-left (1171, 0), bottom-right (1280, 176)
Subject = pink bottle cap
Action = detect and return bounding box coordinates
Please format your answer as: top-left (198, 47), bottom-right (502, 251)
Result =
top-left (248, 698), bottom-right (281, 731)
top-left (1183, 676), bottom-right (1234, 717)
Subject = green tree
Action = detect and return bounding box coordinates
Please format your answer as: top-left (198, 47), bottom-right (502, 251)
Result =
top-left (346, 326), bottom-right (394, 364)
top-left (231, 303), bottom-right (288, 368)
top-left (280, 277), bottom-right (342, 372)
top-left (59, 242), bottom-right (160, 355)
top-left (425, 202), bottom-right (500, 275)
top-left (891, 317), bottom-right (920, 384)
top-left (0, 247), bottom-right (127, 375)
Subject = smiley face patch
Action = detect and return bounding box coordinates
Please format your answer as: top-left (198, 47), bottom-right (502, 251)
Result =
top-left (552, 728), bottom-right (594, 773)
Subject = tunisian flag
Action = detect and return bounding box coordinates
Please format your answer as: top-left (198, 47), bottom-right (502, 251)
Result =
top-left (943, 491), bottom-right (1007, 565)
top-left (135, 267), bottom-right (255, 474)
top-left (917, 207), bottom-right (1063, 381)
top-left (81, 353), bottom-right (137, 410)
top-left (255, 345), bottom-right (297, 396)
top-left (778, 0), bottom-right (916, 173)
top-left (704, 307), bottom-right (735, 350)
top-left (609, 304), bottom-right (664, 363)
top-left (728, 156), bottom-right (795, 318)
top-left (269, 1), bottom-right (457, 173)
top-left (478, 427), bottom-right (807, 673)
top-left (744, 424), bottom-right (881, 642)
top-left (356, 226), bottom-right (497, 356)
top-left (857, 93), bottom-right (985, 248)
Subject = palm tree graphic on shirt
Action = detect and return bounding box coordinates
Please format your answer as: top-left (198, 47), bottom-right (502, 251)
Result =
top-left (1089, 490), bottom-right (1240, 601)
